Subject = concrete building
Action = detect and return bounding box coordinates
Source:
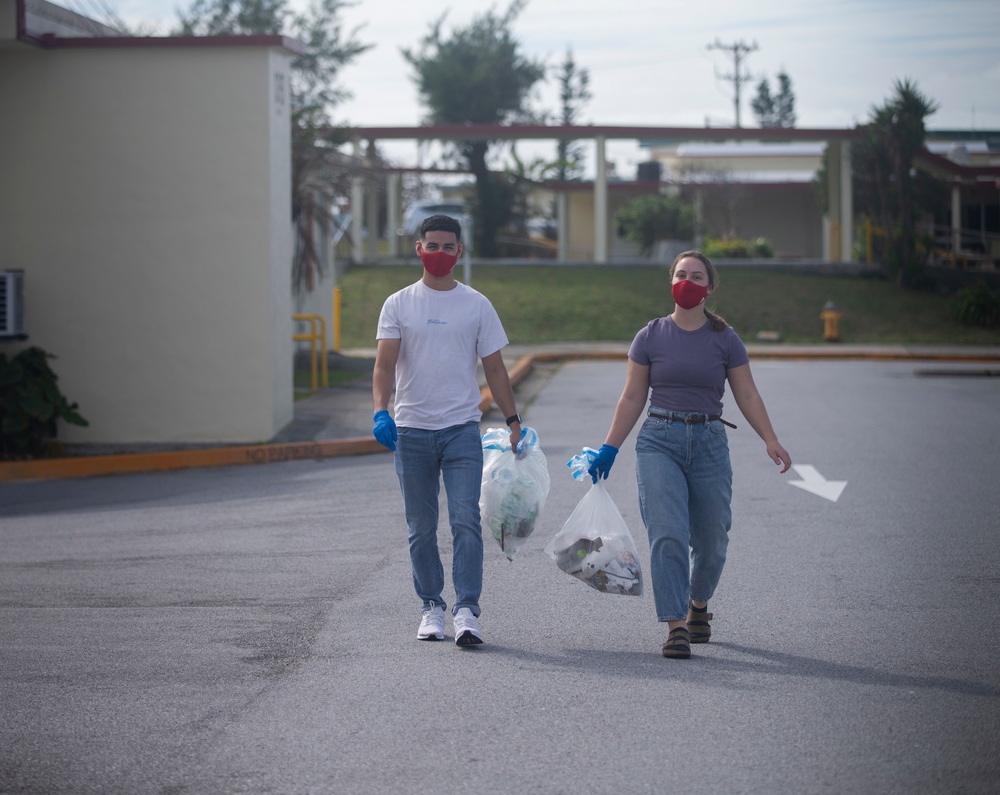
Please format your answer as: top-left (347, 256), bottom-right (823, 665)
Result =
top-left (1, 0), bottom-right (300, 444)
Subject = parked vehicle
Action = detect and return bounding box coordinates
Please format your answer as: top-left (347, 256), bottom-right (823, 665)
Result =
top-left (401, 200), bottom-right (466, 238)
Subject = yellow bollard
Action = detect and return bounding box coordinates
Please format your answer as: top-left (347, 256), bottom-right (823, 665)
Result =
top-left (293, 313), bottom-right (329, 390)
top-left (820, 300), bottom-right (842, 342)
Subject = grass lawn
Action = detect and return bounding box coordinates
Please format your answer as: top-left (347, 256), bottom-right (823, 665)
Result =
top-left (335, 264), bottom-right (1000, 348)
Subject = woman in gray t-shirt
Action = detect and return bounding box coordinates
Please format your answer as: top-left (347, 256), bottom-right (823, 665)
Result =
top-left (585, 250), bottom-right (791, 659)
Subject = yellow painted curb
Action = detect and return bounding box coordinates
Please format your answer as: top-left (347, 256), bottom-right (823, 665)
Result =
top-left (0, 437), bottom-right (386, 483)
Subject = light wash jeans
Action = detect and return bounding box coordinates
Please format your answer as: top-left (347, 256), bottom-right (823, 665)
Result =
top-left (394, 421), bottom-right (484, 617)
top-left (635, 413), bottom-right (733, 622)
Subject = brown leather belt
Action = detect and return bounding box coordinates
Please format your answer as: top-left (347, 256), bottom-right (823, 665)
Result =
top-left (648, 409), bottom-right (737, 429)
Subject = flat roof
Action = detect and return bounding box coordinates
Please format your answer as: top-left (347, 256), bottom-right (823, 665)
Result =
top-left (349, 124), bottom-right (863, 143)
top-left (17, 0), bottom-right (306, 53)
top-left (672, 142), bottom-right (826, 157)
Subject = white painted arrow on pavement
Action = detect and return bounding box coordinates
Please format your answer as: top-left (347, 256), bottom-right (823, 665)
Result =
top-left (788, 464), bottom-right (847, 502)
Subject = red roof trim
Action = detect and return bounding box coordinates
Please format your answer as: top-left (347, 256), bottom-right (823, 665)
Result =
top-left (543, 180), bottom-right (662, 193)
top-left (542, 180), bottom-right (814, 192)
top-left (915, 149), bottom-right (1000, 180)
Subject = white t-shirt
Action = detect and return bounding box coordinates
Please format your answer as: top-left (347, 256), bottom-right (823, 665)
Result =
top-left (376, 281), bottom-right (509, 430)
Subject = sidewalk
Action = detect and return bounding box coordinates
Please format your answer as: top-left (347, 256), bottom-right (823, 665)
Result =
top-left (2, 343), bottom-right (998, 482)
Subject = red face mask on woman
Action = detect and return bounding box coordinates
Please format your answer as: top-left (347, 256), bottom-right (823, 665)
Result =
top-left (671, 279), bottom-right (709, 310)
top-left (420, 250), bottom-right (459, 278)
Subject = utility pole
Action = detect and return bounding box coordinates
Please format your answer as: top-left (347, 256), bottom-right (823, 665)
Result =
top-left (707, 38), bottom-right (758, 128)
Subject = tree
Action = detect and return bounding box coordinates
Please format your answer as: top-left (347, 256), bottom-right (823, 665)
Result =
top-left (176, 0), bottom-right (368, 118)
top-left (505, 146), bottom-right (556, 238)
top-left (774, 72), bottom-right (796, 128)
top-left (853, 79), bottom-right (940, 286)
top-left (555, 47), bottom-right (591, 181)
top-left (175, 0), bottom-right (371, 294)
top-left (616, 193), bottom-right (696, 256)
top-left (402, 0), bottom-right (545, 256)
top-left (751, 70), bottom-right (796, 128)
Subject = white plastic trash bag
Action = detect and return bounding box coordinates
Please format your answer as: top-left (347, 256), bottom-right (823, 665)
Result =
top-left (545, 479), bottom-right (644, 596)
top-left (480, 426), bottom-right (551, 561)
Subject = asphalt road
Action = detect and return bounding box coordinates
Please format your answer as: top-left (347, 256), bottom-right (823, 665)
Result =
top-left (1, 359), bottom-right (998, 794)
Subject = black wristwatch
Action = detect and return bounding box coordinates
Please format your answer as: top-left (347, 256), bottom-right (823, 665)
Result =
top-left (505, 413), bottom-right (521, 427)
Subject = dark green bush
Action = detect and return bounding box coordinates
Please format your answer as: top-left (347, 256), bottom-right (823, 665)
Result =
top-left (0, 347), bottom-right (89, 460)
top-left (952, 283), bottom-right (1000, 328)
top-left (616, 194), bottom-right (696, 255)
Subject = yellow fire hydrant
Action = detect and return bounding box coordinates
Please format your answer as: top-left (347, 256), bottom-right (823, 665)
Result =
top-left (821, 300), bottom-right (842, 342)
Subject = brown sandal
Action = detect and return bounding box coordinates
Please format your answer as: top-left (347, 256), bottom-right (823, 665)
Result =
top-left (687, 603), bottom-right (713, 644)
top-left (661, 626), bottom-right (691, 659)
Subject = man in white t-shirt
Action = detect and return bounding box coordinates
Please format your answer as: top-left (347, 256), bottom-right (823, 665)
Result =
top-left (372, 215), bottom-right (522, 647)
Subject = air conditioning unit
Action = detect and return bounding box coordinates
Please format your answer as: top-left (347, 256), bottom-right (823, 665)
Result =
top-left (0, 270), bottom-right (26, 339)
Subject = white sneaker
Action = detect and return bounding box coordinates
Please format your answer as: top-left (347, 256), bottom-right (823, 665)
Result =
top-left (417, 605), bottom-right (445, 641)
top-left (453, 607), bottom-right (484, 646)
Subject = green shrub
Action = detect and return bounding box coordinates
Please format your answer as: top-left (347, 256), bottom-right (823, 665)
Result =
top-left (616, 194), bottom-right (696, 254)
top-left (702, 237), bottom-right (773, 259)
top-left (749, 237), bottom-right (774, 257)
top-left (952, 283), bottom-right (1000, 327)
top-left (0, 347), bottom-right (89, 460)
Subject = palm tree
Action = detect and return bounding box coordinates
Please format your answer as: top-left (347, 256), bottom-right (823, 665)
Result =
top-left (855, 79), bottom-right (939, 286)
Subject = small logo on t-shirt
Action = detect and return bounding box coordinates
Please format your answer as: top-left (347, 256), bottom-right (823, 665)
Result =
top-left (426, 319), bottom-right (448, 325)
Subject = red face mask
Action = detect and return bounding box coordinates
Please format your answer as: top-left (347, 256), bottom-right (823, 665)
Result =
top-left (671, 279), bottom-right (709, 310)
top-left (420, 250), bottom-right (459, 278)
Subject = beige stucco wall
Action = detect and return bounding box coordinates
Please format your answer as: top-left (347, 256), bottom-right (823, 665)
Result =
top-left (0, 41), bottom-right (294, 443)
top-left (564, 191), bottom-right (643, 260)
top-left (697, 185), bottom-right (823, 258)
top-left (0, 0), bottom-right (14, 38)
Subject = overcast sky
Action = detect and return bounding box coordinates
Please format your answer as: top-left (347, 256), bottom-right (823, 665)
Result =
top-left (117, 0), bottom-right (1000, 179)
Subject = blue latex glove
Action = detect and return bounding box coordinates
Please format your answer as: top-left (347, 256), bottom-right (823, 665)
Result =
top-left (587, 443), bottom-right (618, 483)
top-left (372, 410), bottom-right (397, 451)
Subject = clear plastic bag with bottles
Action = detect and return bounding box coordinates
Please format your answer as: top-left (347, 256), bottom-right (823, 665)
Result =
top-left (479, 426), bottom-right (551, 561)
top-left (544, 449), bottom-right (644, 596)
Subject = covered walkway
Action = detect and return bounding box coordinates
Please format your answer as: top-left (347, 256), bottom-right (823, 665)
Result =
top-left (348, 123), bottom-right (862, 263)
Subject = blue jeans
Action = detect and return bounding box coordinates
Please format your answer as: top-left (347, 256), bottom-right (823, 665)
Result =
top-left (394, 421), bottom-right (484, 617)
top-left (635, 414), bottom-right (733, 622)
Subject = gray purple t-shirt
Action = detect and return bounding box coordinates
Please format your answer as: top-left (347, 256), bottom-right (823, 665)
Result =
top-left (628, 316), bottom-right (749, 415)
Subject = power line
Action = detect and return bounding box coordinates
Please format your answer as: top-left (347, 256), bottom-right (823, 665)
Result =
top-left (707, 38), bottom-right (758, 128)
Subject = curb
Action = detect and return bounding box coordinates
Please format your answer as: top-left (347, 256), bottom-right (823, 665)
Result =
top-left (4, 348), bottom-right (999, 483)
top-left (0, 437), bottom-right (387, 483)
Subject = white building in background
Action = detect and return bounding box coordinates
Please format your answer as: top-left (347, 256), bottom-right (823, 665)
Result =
top-left (644, 140), bottom-right (828, 258)
top-left (643, 133), bottom-right (1000, 263)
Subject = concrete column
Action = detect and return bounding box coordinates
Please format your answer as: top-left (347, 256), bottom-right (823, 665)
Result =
top-left (694, 189), bottom-right (704, 250)
top-left (952, 186), bottom-right (962, 253)
top-left (364, 140), bottom-right (380, 261)
top-left (387, 172), bottom-right (401, 258)
top-left (557, 192), bottom-right (569, 261)
top-left (839, 141), bottom-right (853, 262)
top-left (366, 174), bottom-right (378, 262)
top-left (594, 135), bottom-right (608, 263)
top-left (351, 138), bottom-right (363, 263)
top-left (825, 140), bottom-right (842, 261)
